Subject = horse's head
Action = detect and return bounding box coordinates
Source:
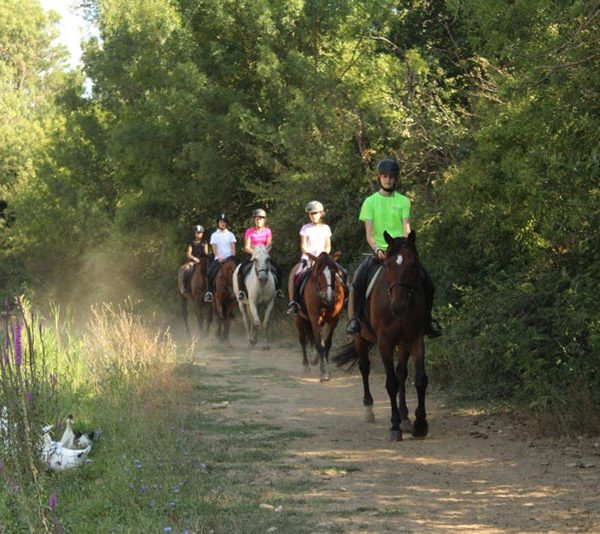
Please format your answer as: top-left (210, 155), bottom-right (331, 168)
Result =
top-left (250, 245), bottom-right (271, 285)
top-left (383, 231), bottom-right (419, 315)
top-left (307, 251), bottom-right (343, 304)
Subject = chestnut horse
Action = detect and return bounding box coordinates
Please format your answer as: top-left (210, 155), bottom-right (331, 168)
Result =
top-left (291, 251), bottom-right (346, 381)
top-left (178, 257), bottom-right (212, 336)
top-left (333, 231), bottom-right (429, 441)
top-left (213, 257), bottom-right (237, 342)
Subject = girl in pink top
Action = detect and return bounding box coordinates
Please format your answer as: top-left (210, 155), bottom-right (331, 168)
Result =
top-left (237, 209), bottom-right (284, 301)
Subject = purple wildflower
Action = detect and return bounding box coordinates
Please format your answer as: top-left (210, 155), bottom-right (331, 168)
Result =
top-left (49, 494), bottom-right (57, 511)
top-left (13, 322), bottom-right (22, 367)
top-left (26, 391), bottom-right (33, 405)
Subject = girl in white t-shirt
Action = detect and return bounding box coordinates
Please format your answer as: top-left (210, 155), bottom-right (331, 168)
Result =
top-left (287, 201), bottom-right (332, 314)
top-left (204, 213), bottom-right (237, 303)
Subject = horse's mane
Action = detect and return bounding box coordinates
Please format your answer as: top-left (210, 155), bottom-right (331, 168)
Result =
top-left (314, 251), bottom-right (341, 272)
top-left (251, 245), bottom-right (269, 260)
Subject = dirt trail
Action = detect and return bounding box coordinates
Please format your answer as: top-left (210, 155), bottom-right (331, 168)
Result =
top-left (192, 333), bottom-right (599, 533)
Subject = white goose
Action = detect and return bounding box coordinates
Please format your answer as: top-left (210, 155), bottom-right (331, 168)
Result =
top-left (59, 415), bottom-right (76, 448)
top-left (58, 415), bottom-right (99, 449)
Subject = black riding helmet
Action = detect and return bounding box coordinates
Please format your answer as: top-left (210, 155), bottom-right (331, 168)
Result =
top-left (376, 159), bottom-right (400, 178)
top-left (216, 213), bottom-right (228, 225)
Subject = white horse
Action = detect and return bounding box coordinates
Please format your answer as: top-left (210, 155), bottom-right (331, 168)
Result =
top-left (233, 245), bottom-right (277, 349)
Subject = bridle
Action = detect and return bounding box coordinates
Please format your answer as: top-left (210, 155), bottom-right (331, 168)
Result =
top-left (313, 262), bottom-right (342, 303)
top-left (252, 252), bottom-right (271, 282)
top-left (388, 281), bottom-right (414, 302)
top-left (385, 249), bottom-right (418, 307)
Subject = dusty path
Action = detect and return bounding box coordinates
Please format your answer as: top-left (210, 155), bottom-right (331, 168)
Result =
top-left (191, 332), bottom-right (599, 533)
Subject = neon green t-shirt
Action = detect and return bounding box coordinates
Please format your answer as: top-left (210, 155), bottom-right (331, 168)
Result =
top-left (359, 191), bottom-right (411, 249)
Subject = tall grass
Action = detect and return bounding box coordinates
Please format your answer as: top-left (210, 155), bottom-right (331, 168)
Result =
top-left (1, 297), bottom-right (57, 531)
top-left (0, 296), bottom-right (194, 532)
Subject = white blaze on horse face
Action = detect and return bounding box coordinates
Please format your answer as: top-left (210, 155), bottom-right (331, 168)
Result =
top-left (324, 266), bottom-right (333, 302)
top-left (396, 254), bottom-right (404, 266)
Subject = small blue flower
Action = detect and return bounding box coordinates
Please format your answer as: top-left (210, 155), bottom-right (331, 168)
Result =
top-left (164, 528), bottom-right (172, 532)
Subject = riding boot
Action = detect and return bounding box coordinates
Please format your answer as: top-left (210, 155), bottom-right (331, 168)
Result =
top-left (287, 278), bottom-right (302, 315)
top-left (270, 260), bottom-right (285, 298)
top-left (205, 260), bottom-right (218, 302)
top-left (346, 257), bottom-right (373, 336)
top-left (420, 265), bottom-right (442, 338)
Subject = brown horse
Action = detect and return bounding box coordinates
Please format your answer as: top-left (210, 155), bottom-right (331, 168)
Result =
top-left (213, 257), bottom-right (237, 342)
top-left (333, 231), bottom-right (429, 441)
top-left (178, 257), bottom-right (212, 336)
top-left (291, 251), bottom-right (346, 381)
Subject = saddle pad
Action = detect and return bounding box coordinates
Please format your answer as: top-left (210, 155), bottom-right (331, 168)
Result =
top-left (365, 266), bottom-right (383, 299)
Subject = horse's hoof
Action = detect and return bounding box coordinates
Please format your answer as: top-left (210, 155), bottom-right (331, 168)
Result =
top-left (262, 345), bottom-right (270, 351)
top-left (412, 419), bottom-right (429, 438)
top-left (389, 430), bottom-right (403, 441)
top-left (249, 339), bottom-right (257, 346)
top-left (364, 407), bottom-right (375, 423)
top-left (320, 372), bottom-right (330, 382)
top-left (400, 419), bottom-right (413, 433)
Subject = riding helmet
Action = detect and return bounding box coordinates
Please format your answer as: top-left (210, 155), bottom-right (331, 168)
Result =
top-left (253, 208), bottom-right (267, 218)
top-left (305, 200), bottom-right (324, 213)
top-left (193, 224), bottom-right (204, 233)
top-left (376, 159), bottom-right (400, 178)
top-left (216, 213), bottom-right (228, 224)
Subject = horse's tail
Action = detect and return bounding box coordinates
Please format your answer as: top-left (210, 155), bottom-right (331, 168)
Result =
top-left (332, 341), bottom-right (359, 371)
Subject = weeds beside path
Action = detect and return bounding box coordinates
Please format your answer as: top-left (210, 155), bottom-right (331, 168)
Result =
top-left (184, 335), bottom-right (600, 533)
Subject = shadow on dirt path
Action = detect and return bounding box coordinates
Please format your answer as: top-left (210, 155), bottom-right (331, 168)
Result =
top-left (186, 333), bottom-right (599, 533)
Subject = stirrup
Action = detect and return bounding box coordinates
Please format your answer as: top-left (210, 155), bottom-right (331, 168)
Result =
top-left (286, 301), bottom-right (299, 315)
top-left (237, 291), bottom-right (246, 301)
top-left (204, 292), bottom-right (213, 303)
top-left (346, 318), bottom-right (361, 336)
top-left (276, 289), bottom-right (285, 299)
top-left (425, 318), bottom-right (443, 338)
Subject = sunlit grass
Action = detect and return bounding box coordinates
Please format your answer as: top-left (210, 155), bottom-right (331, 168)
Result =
top-left (0, 297), bottom-right (319, 533)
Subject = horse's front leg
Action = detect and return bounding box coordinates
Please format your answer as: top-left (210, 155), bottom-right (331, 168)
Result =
top-left (411, 337), bottom-right (429, 438)
top-left (260, 298), bottom-right (275, 351)
top-left (320, 316), bottom-right (339, 382)
top-left (238, 302), bottom-right (254, 346)
top-left (180, 295), bottom-right (190, 336)
top-left (356, 336), bottom-right (375, 422)
top-left (396, 345), bottom-right (413, 434)
top-left (193, 299), bottom-right (204, 334)
top-left (249, 301), bottom-right (261, 329)
top-left (295, 317), bottom-right (310, 373)
top-left (380, 339), bottom-right (402, 441)
top-left (310, 315), bottom-right (328, 382)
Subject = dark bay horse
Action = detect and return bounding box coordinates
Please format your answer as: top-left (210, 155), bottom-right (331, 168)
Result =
top-left (213, 257), bottom-right (237, 342)
top-left (178, 257), bottom-right (212, 336)
top-left (333, 231), bottom-right (429, 441)
top-left (292, 251), bottom-right (346, 382)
